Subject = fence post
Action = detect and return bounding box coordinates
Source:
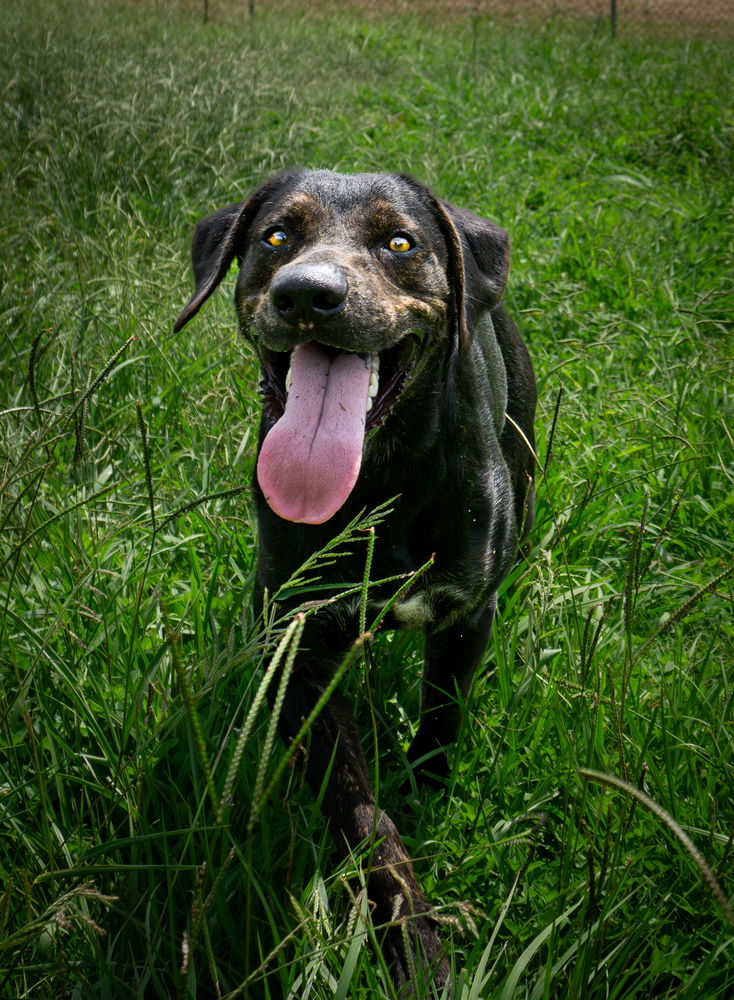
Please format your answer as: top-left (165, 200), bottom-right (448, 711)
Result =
top-left (610, 0), bottom-right (617, 37)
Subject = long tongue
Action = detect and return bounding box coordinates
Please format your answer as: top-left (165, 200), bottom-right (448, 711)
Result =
top-left (257, 342), bottom-right (371, 524)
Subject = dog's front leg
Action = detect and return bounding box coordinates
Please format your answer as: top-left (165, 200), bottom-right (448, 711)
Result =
top-left (407, 596), bottom-right (497, 786)
top-left (277, 676), bottom-right (449, 993)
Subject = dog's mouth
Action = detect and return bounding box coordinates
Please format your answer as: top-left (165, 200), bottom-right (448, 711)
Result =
top-left (257, 338), bottom-right (416, 525)
top-left (259, 338), bottom-right (416, 428)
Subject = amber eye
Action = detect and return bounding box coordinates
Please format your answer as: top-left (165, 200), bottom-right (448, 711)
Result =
top-left (387, 234), bottom-right (414, 254)
top-left (263, 228), bottom-right (290, 248)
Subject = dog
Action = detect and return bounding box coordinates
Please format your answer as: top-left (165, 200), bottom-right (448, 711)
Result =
top-left (174, 169), bottom-right (536, 994)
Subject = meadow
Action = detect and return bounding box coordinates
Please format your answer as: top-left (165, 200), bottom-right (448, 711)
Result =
top-left (1, 1), bottom-right (733, 997)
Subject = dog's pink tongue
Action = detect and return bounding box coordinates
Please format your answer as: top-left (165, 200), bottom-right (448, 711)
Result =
top-left (257, 343), bottom-right (371, 524)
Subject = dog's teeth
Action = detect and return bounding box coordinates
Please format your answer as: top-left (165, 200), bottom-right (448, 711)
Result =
top-left (365, 352), bottom-right (380, 412)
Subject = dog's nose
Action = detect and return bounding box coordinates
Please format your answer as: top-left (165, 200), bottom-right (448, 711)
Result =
top-left (270, 262), bottom-right (348, 324)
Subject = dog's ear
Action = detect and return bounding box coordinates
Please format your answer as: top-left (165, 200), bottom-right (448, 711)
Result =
top-left (437, 200), bottom-right (510, 353)
top-left (397, 175), bottom-right (510, 353)
top-left (173, 170), bottom-right (300, 333)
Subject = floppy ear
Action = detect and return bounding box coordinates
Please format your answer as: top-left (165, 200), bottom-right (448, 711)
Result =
top-left (173, 169), bottom-right (300, 333)
top-left (396, 175), bottom-right (510, 353)
top-left (437, 199), bottom-right (510, 353)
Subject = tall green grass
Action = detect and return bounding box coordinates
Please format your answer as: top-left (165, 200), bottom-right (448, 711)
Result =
top-left (1, 1), bottom-right (732, 997)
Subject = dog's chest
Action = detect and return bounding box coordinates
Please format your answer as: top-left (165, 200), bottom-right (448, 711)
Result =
top-left (378, 580), bottom-right (480, 631)
top-left (391, 591), bottom-right (434, 628)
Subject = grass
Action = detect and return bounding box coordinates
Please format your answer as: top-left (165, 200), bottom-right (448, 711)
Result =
top-left (1, 0), bottom-right (733, 997)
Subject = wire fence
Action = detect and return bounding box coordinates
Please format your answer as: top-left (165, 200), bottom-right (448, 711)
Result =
top-left (477, 0), bottom-right (734, 36)
top-left (252, 0), bottom-right (734, 37)
top-left (198, 1), bottom-right (734, 37)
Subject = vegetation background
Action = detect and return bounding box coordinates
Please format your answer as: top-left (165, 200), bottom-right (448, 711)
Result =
top-left (1, 1), bottom-right (732, 997)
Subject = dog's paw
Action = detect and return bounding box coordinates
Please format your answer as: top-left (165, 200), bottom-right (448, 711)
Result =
top-left (381, 907), bottom-right (450, 997)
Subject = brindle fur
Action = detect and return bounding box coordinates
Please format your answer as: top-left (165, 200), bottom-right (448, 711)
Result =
top-left (175, 169), bottom-right (536, 994)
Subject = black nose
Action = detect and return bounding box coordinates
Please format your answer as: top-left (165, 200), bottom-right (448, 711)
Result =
top-left (270, 262), bottom-right (348, 325)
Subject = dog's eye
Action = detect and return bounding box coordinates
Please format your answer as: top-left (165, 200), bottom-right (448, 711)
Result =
top-left (263, 229), bottom-right (290, 248)
top-left (387, 234), bottom-right (414, 254)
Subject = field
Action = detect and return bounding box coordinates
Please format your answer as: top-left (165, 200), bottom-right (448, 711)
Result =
top-left (1, 1), bottom-right (733, 997)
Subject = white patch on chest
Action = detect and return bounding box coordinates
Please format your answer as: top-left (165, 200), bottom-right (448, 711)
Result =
top-left (391, 582), bottom-right (479, 631)
top-left (392, 592), bottom-right (433, 628)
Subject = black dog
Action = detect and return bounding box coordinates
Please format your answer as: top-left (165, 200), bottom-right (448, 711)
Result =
top-left (175, 169), bottom-right (536, 993)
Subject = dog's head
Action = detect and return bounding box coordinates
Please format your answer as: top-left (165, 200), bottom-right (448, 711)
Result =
top-left (175, 169), bottom-right (510, 525)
